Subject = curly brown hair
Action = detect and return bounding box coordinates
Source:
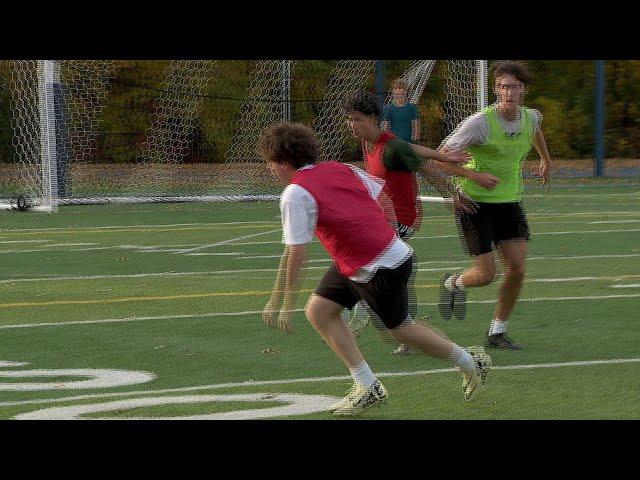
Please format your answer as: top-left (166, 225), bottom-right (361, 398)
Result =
top-left (258, 122), bottom-right (319, 168)
top-left (491, 60), bottom-right (532, 85)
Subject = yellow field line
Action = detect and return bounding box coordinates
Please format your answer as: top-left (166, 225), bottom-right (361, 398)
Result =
top-left (2, 275), bottom-right (639, 309)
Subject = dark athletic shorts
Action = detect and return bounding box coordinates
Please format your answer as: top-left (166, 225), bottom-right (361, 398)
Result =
top-left (456, 201), bottom-right (530, 256)
top-left (315, 255), bottom-right (415, 330)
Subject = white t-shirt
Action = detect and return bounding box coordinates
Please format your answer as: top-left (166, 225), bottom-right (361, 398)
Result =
top-left (280, 164), bottom-right (413, 283)
top-left (444, 107), bottom-right (542, 150)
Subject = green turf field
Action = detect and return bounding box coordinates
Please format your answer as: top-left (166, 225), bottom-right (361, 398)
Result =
top-left (0, 184), bottom-right (639, 419)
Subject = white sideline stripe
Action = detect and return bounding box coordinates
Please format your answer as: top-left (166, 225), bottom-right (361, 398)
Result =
top-left (219, 229), bottom-right (640, 246)
top-left (413, 228), bottom-right (640, 240)
top-left (2, 254), bottom-right (640, 284)
top-left (537, 228), bottom-right (640, 235)
top-left (0, 358), bottom-right (638, 409)
top-left (528, 253), bottom-right (640, 261)
top-left (610, 284), bottom-right (640, 288)
top-left (1, 210), bottom-right (638, 234)
top-left (174, 229), bottom-right (282, 254)
top-left (185, 253), bottom-right (244, 256)
top-left (1, 221), bottom-right (280, 233)
top-left (589, 220), bottom-right (640, 224)
top-left (524, 192), bottom-right (640, 198)
top-left (418, 293), bottom-right (640, 306)
top-left (2, 293), bottom-right (639, 330)
top-left (45, 243), bottom-right (100, 247)
top-left (0, 311), bottom-right (267, 329)
top-left (0, 246), bottom-right (115, 254)
top-left (533, 276), bottom-right (610, 283)
top-left (0, 225), bottom-right (636, 254)
top-left (0, 240), bottom-right (51, 244)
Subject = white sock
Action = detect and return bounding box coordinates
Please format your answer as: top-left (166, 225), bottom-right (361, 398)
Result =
top-left (349, 361), bottom-right (377, 388)
top-left (489, 318), bottom-right (507, 336)
top-left (445, 274), bottom-right (465, 292)
top-left (447, 344), bottom-right (475, 377)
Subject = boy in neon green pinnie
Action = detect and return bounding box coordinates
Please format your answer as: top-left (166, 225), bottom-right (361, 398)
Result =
top-left (436, 61), bottom-right (552, 350)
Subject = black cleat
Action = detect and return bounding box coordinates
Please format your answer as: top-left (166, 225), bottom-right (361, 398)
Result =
top-left (486, 332), bottom-right (523, 350)
top-left (451, 274), bottom-right (467, 320)
top-left (438, 273), bottom-right (453, 320)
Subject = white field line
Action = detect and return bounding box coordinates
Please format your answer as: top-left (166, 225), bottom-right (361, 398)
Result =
top-left (610, 284), bottom-right (640, 288)
top-left (0, 247), bottom-right (115, 254)
top-left (589, 220), bottom-right (640, 224)
top-left (0, 221), bottom-right (280, 233)
top-left (523, 192), bottom-right (640, 198)
top-left (0, 225), bottom-right (637, 254)
top-left (0, 358), bottom-right (638, 409)
top-left (2, 254), bottom-right (640, 285)
top-left (0, 240), bottom-right (51, 244)
top-left (411, 228), bottom-right (640, 240)
top-left (1, 210), bottom-right (639, 235)
top-left (174, 229), bottom-right (282, 255)
top-left (418, 293), bottom-right (640, 306)
top-left (1, 293), bottom-right (639, 330)
top-left (527, 275), bottom-right (640, 283)
top-left (235, 253), bottom-right (640, 263)
top-left (45, 243), bottom-right (100, 247)
top-left (185, 253), bottom-right (245, 256)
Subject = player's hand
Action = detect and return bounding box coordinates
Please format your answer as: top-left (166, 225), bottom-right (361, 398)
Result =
top-left (276, 310), bottom-right (295, 334)
top-left (262, 300), bottom-right (280, 327)
top-left (532, 160), bottom-right (551, 187)
top-left (441, 149), bottom-right (471, 165)
top-left (472, 172), bottom-right (500, 190)
top-left (452, 190), bottom-right (478, 215)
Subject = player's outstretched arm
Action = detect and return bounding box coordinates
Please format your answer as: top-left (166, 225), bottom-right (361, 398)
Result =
top-left (435, 147), bottom-right (499, 190)
top-left (418, 161), bottom-right (478, 214)
top-left (410, 143), bottom-right (470, 164)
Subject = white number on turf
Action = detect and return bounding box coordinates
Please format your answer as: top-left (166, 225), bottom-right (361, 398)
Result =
top-left (0, 361), bottom-right (155, 391)
top-left (14, 393), bottom-right (341, 420)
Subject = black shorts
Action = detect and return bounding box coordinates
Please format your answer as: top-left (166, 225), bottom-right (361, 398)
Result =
top-left (314, 255), bottom-right (415, 330)
top-left (456, 201), bottom-right (530, 256)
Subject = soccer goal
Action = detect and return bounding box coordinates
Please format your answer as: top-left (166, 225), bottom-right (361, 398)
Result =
top-left (0, 60), bottom-right (487, 211)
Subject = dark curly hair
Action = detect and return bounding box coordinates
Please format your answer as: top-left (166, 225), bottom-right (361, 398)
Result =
top-left (258, 122), bottom-right (318, 169)
top-left (491, 61), bottom-right (532, 85)
top-left (343, 90), bottom-right (381, 118)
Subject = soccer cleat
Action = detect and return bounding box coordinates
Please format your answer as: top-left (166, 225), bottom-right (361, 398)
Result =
top-left (451, 274), bottom-right (467, 320)
top-left (438, 272), bottom-right (454, 320)
top-left (346, 303), bottom-right (370, 337)
top-left (332, 380), bottom-right (388, 416)
top-left (392, 344), bottom-right (412, 355)
top-left (486, 332), bottom-right (523, 350)
top-left (462, 346), bottom-right (492, 401)
top-left (329, 383), bottom-right (359, 412)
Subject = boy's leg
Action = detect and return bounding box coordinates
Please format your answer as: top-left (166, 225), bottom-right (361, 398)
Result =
top-left (486, 239), bottom-right (528, 350)
top-left (487, 202), bottom-right (530, 349)
top-left (306, 294), bottom-right (365, 368)
top-left (361, 256), bottom-right (492, 401)
top-left (311, 266), bottom-right (388, 415)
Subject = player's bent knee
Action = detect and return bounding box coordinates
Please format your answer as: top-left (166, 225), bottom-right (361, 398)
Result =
top-left (305, 294), bottom-right (342, 326)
